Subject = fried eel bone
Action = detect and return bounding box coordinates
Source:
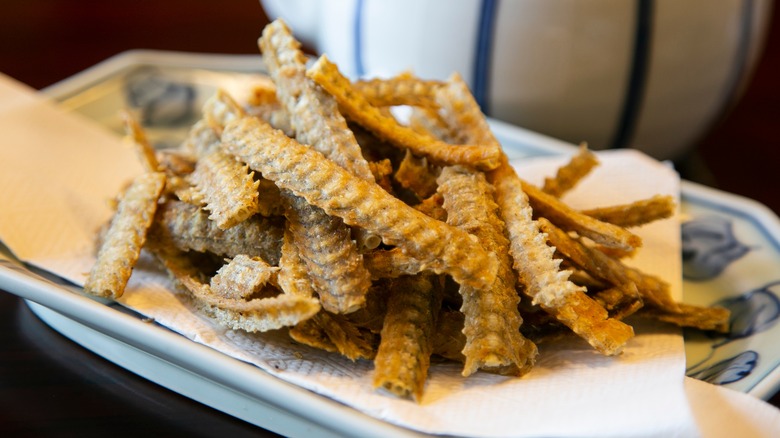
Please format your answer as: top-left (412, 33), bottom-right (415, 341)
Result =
top-left (305, 55), bottom-right (502, 171)
top-left (221, 116), bottom-right (499, 291)
top-left (84, 172), bottom-right (166, 299)
top-left (373, 274), bottom-right (441, 401)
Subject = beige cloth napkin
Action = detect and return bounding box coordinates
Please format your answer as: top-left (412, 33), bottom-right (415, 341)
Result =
top-left (1, 72), bottom-right (778, 437)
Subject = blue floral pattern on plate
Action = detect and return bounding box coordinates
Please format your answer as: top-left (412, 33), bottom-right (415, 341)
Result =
top-left (124, 67), bottom-right (198, 128)
top-left (682, 216), bottom-right (751, 280)
top-left (680, 196), bottom-right (780, 397)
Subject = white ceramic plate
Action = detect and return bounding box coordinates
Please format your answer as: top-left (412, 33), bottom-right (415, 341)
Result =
top-left (2, 51), bottom-right (780, 436)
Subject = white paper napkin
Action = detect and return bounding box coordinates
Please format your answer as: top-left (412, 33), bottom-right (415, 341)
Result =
top-left (1, 71), bottom-right (778, 437)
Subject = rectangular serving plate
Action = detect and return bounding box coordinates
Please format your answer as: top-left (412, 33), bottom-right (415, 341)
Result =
top-left (1, 50), bottom-right (779, 436)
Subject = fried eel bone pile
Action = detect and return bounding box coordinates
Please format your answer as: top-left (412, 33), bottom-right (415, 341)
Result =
top-left (85, 18), bottom-right (730, 402)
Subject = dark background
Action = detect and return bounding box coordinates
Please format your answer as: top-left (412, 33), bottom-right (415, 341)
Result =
top-left (0, 1), bottom-right (778, 436)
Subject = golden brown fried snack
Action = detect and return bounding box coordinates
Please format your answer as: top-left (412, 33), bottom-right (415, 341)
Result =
top-left (438, 165), bottom-right (537, 376)
top-left (221, 116), bottom-right (499, 291)
top-left (283, 192), bottom-right (372, 314)
top-left (153, 200), bottom-right (284, 265)
top-left (538, 217), bottom-right (679, 312)
top-left (395, 150), bottom-right (440, 200)
top-left (121, 110), bottom-right (160, 172)
top-left (309, 311), bottom-right (376, 361)
top-left (431, 309), bottom-right (467, 362)
top-left (305, 55), bottom-right (502, 171)
top-left (258, 19), bottom-right (374, 182)
top-left (198, 91), bottom-right (369, 309)
top-left (373, 274), bottom-right (441, 401)
top-left (522, 180), bottom-right (643, 252)
top-left (542, 143), bottom-right (599, 197)
top-left (173, 262), bottom-right (318, 333)
top-left (258, 22), bottom-right (377, 306)
top-left (187, 149), bottom-right (260, 229)
top-left (122, 111), bottom-right (197, 201)
top-left (581, 194), bottom-right (676, 228)
top-left (432, 72), bottom-right (631, 355)
top-left (363, 247), bottom-right (426, 280)
top-left (408, 106), bottom-right (457, 143)
top-left (289, 317), bottom-right (339, 354)
top-left (353, 72), bottom-right (443, 108)
top-left (255, 178), bottom-right (285, 217)
top-left (276, 227), bottom-right (317, 298)
top-left (591, 284), bottom-right (644, 320)
top-left (201, 89), bottom-right (247, 137)
top-left (491, 155), bottom-right (634, 355)
top-left (637, 302), bottom-right (730, 333)
top-left (414, 193), bottom-right (447, 221)
top-left (84, 172), bottom-right (166, 299)
top-left (210, 255), bottom-right (280, 300)
top-left (181, 119), bottom-right (221, 158)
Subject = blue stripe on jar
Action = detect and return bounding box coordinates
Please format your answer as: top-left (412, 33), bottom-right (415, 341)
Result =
top-left (473, 0), bottom-right (499, 115)
top-left (609, 0), bottom-right (654, 149)
top-left (353, 0), bottom-right (366, 78)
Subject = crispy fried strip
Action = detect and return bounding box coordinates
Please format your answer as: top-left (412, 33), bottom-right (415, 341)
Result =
top-left (311, 311), bottom-right (376, 361)
top-left (153, 200), bottom-right (283, 265)
top-left (180, 269), bottom-right (318, 333)
top-left (244, 82), bottom-right (295, 136)
top-left (122, 112), bottom-right (198, 201)
top-left (581, 194), bottom-right (676, 228)
top-left (368, 158), bottom-right (394, 194)
top-left (434, 75), bottom-right (538, 372)
top-left (289, 318), bottom-right (339, 353)
top-left (201, 89), bottom-right (247, 137)
top-left (522, 180), bottom-right (643, 251)
top-left (182, 119), bottom-right (221, 158)
top-left (373, 275), bottom-right (441, 401)
top-left (438, 165), bottom-right (536, 376)
top-left (492, 158), bottom-right (633, 354)
top-left (84, 172), bottom-right (166, 298)
top-left (591, 284), bottom-right (644, 320)
top-left (538, 217), bottom-right (679, 312)
top-left (188, 148), bottom-right (260, 229)
top-left (258, 23), bottom-right (378, 304)
top-left (121, 110), bottom-right (160, 172)
top-left (283, 192), bottom-right (372, 314)
top-left (203, 91), bottom-right (369, 308)
top-left (344, 282), bottom-right (390, 333)
top-left (255, 178), bottom-right (285, 217)
top-left (210, 255), bottom-right (280, 300)
top-left (637, 302), bottom-right (730, 333)
top-left (157, 149), bottom-right (196, 176)
top-left (353, 73), bottom-right (443, 108)
top-left (276, 227), bottom-right (317, 298)
top-left (363, 248), bottom-right (426, 280)
top-left (432, 73), bottom-right (632, 354)
top-left (414, 193), bottom-right (447, 221)
top-left (395, 150), bottom-right (439, 199)
top-left (258, 19), bottom-right (374, 182)
top-left (222, 117), bottom-right (499, 291)
top-left (408, 106), bottom-right (457, 143)
top-left (542, 143), bottom-right (599, 197)
top-left (432, 309), bottom-right (467, 362)
top-left (305, 55), bottom-right (501, 171)
top-left (149, 219), bottom-right (321, 332)
top-left (431, 72), bottom-right (494, 145)
top-left (204, 93), bottom-right (371, 313)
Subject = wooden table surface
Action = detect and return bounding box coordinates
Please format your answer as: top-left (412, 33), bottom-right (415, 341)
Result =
top-left (0, 1), bottom-right (778, 436)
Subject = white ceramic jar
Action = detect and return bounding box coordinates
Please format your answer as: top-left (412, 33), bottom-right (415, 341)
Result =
top-left (261, 0), bottom-right (772, 160)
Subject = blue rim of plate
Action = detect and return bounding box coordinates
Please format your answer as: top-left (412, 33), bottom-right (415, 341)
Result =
top-left (22, 50), bottom-right (780, 401)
